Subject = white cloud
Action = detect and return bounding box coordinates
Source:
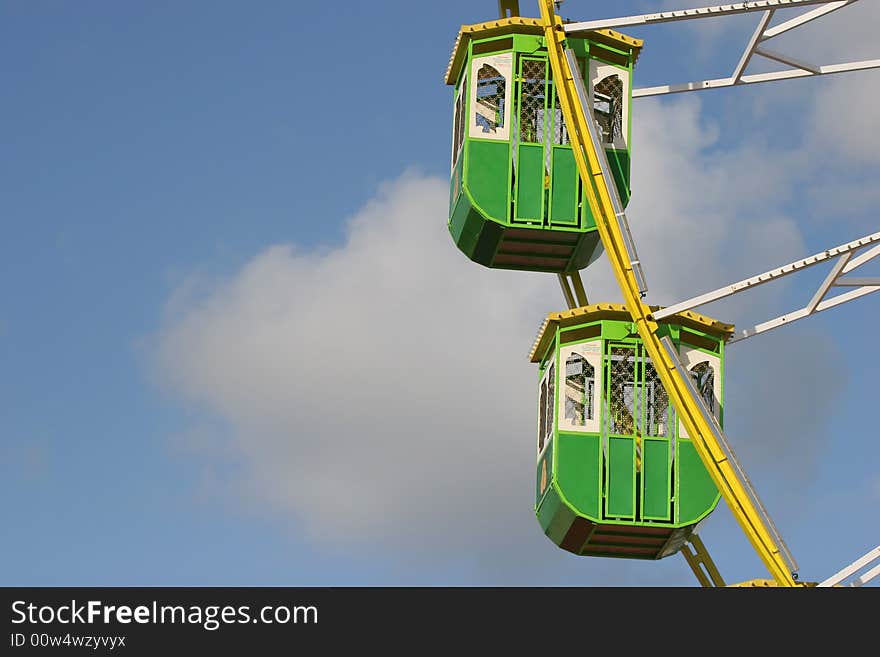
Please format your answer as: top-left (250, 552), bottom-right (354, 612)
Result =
top-left (150, 88), bottom-right (855, 583)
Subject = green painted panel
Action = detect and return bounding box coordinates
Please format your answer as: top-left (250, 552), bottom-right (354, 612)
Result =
top-left (605, 148), bottom-right (631, 206)
top-left (601, 320), bottom-right (631, 341)
top-left (606, 437), bottom-right (635, 518)
top-left (513, 34), bottom-right (544, 54)
top-left (540, 490), bottom-right (577, 545)
top-left (449, 155), bottom-right (464, 215)
top-left (567, 231), bottom-right (602, 271)
top-left (677, 440), bottom-right (721, 524)
top-left (466, 140), bottom-right (510, 222)
top-left (550, 147), bottom-right (578, 226)
top-left (515, 144), bottom-right (545, 222)
top-left (448, 188), bottom-right (506, 268)
top-left (536, 439), bottom-right (554, 506)
top-left (555, 432), bottom-right (600, 518)
top-left (642, 439), bottom-right (671, 520)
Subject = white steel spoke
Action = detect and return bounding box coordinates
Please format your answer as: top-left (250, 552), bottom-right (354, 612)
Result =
top-left (585, 0), bottom-right (874, 98)
top-left (844, 243), bottom-right (880, 272)
top-left (834, 277), bottom-right (880, 287)
top-left (651, 230), bottom-right (880, 345)
top-left (654, 230), bottom-right (880, 320)
top-left (818, 545), bottom-right (880, 587)
top-left (733, 10), bottom-right (775, 83)
top-left (564, 1), bottom-right (838, 32)
top-left (729, 286), bottom-right (880, 343)
top-left (753, 47), bottom-right (821, 74)
top-left (634, 60), bottom-right (880, 97)
top-left (762, 0), bottom-right (855, 38)
top-left (806, 252), bottom-right (851, 314)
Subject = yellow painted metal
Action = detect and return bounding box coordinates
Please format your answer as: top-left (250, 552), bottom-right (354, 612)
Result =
top-left (537, 0), bottom-right (797, 587)
top-left (728, 579), bottom-right (816, 587)
top-left (498, 0), bottom-right (521, 18)
top-left (444, 17), bottom-right (643, 84)
top-left (570, 272), bottom-right (589, 307)
top-left (682, 535), bottom-right (727, 588)
top-left (528, 302), bottom-right (734, 364)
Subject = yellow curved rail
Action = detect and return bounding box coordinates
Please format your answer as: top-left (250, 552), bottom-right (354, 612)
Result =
top-left (537, 0), bottom-right (796, 587)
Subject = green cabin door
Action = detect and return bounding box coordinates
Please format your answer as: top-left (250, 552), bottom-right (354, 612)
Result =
top-left (513, 57), bottom-right (547, 225)
top-left (513, 56), bottom-right (580, 228)
top-left (546, 74), bottom-right (579, 227)
top-left (603, 343), bottom-right (673, 523)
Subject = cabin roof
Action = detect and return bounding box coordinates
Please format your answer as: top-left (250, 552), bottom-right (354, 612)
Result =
top-left (528, 302), bottom-right (735, 363)
top-left (445, 16), bottom-right (644, 85)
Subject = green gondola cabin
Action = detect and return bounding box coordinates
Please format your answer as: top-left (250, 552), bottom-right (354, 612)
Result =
top-left (530, 304), bottom-right (734, 559)
top-left (446, 16), bottom-right (643, 273)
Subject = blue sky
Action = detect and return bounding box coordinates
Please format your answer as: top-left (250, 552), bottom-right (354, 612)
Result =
top-left (2, 0), bottom-right (878, 587)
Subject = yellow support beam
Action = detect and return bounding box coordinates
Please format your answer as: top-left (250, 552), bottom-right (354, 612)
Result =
top-left (537, 0), bottom-right (797, 587)
top-left (682, 535), bottom-right (727, 588)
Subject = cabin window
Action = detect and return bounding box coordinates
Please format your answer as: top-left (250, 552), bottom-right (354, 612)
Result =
top-left (677, 348), bottom-right (722, 438)
top-left (518, 59), bottom-right (546, 144)
top-left (606, 347), bottom-right (638, 436)
top-left (538, 362), bottom-right (555, 453)
top-left (690, 361), bottom-right (715, 416)
top-left (565, 353), bottom-right (594, 425)
top-left (551, 87), bottom-right (569, 146)
top-left (593, 74), bottom-right (623, 145)
top-left (546, 362), bottom-right (555, 443)
top-left (451, 73), bottom-right (466, 170)
top-left (539, 378), bottom-right (547, 453)
top-left (475, 64), bottom-right (505, 133)
top-left (469, 54), bottom-right (512, 141)
top-left (644, 361), bottom-right (669, 437)
top-left (590, 62), bottom-right (630, 150)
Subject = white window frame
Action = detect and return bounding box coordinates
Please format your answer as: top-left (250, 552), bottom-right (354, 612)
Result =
top-left (537, 357), bottom-right (556, 457)
top-left (450, 71), bottom-right (467, 172)
top-left (469, 53), bottom-right (512, 141)
top-left (589, 60), bottom-right (630, 151)
top-left (558, 341), bottom-right (602, 434)
top-left (678, 347), bottom-right (722, 439)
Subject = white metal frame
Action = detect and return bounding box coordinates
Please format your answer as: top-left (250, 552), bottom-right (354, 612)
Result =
top-left (564, 1), bottom-right (880, 98)
top-left (653, 230), bottom-right (880, 343)
top-left (818, 545), bottom-right (880, 587)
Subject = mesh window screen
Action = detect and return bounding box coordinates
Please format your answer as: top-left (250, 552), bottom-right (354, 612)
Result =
top-left (690, 361), bottom-right (715, 416)
top-left (519, 59), bottom-right (546, 144)
top-left (607, 347), bottom-right (637, 436)
top-left (644, 361), bottom-right (669, 437)
top-left (475, 64), bottom-right (506, 134)
top-left (565, 353), bottom-right (594, 426)
top-left (593, 74), bottom-right (624, 145)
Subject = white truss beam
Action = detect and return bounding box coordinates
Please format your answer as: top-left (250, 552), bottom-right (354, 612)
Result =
top-left (762, 1), bottom-right (855, 38)
top-left (729, 285), bottom-right (879, 343)
top-left (844, 243), bottom-right (880, 272)
top-left (818, 545), bottom-right (880, 587)
top-left (835, 277), bottom-right (880, 287)
top-left (652, 229), bottom-right (880, 344)
top-left (634, 59), bottom-right (880, 96)
top-left (569, 1), bottom-right (874, 98)
top-left (753, 46), bottom-right (821, 75)
top-left (654, 230), bottom-right (880, 319)
top-left (733, 10), bottom-right (775, 83)
top-left (564, 0), bottom-right (837, 32)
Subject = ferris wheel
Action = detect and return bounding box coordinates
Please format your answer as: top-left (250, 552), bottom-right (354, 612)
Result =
top-left (446, 0), bottom-right (880, 587)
